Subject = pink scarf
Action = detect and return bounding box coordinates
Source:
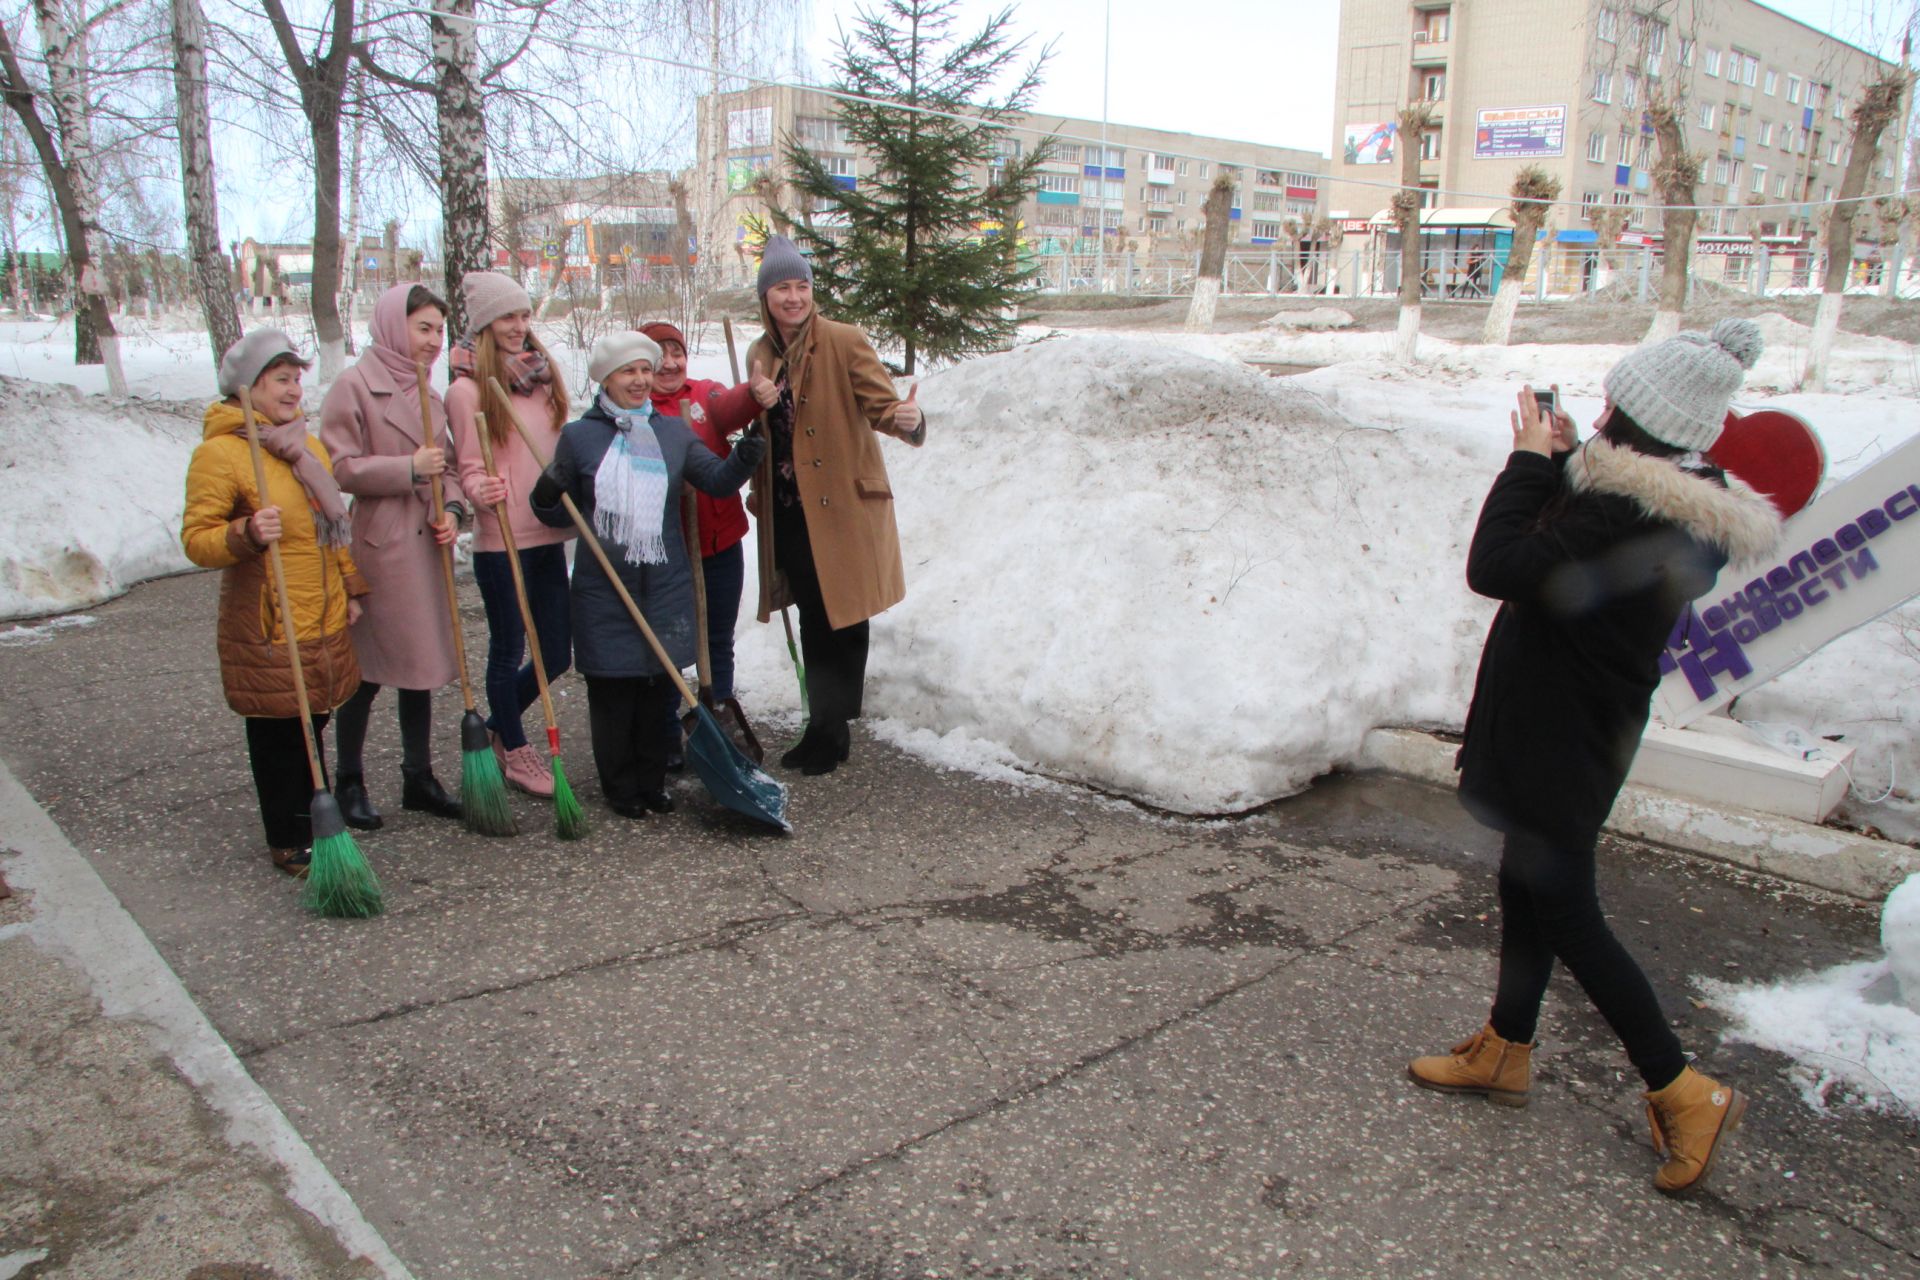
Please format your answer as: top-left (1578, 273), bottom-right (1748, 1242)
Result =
top-left (365, 284), bottom-right (435, 386)
top-left (235, 414), bottom-right (351, 548)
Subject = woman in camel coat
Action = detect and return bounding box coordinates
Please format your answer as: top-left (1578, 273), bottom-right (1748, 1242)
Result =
top-left (319, 283), bottom-right (468, 827)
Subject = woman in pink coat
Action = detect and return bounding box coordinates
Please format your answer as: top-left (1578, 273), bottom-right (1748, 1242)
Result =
top-left (319, 283), bottom-right (467, 827)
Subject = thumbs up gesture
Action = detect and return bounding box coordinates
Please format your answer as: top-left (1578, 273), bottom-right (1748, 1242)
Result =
top-left (893, 382), bottom-right (922, 437)
top-left (748, 358), bottom-right (779, 409)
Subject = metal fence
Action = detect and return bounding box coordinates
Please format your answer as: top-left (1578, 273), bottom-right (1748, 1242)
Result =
top-left (1030, 244), bottom-right (1916, 302)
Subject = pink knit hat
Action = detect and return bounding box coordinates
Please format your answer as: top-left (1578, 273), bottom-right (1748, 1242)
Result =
top-left (460, 270), bottom-right (533, 338)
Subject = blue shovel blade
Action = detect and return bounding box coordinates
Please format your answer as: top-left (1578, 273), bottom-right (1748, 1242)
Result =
top-left (685, 703), bottom-right (791, 832)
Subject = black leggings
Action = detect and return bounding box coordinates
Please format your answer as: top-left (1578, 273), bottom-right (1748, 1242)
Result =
top-left (1489, 830), bottom-right (1687, 1091)
top-left (332, 682), bottom-right (434, 778)
top-left (775, 506), bottom-right (868, 728)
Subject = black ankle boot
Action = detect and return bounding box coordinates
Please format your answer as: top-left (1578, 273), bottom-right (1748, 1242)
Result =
top-left (401, 768), bottom-right (463, 820)
top-left (780, 725), bottom-right (829, 771)
top-left (335, 774), bottom-right (383, 830)
top-left (801, 721), bottom-right (849, 777)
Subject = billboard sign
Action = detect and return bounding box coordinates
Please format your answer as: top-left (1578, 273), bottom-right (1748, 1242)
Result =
top-left (1473, 105), bottom-right (1567, 159)
top-left (1343, 122), bottom-right (1396, 165)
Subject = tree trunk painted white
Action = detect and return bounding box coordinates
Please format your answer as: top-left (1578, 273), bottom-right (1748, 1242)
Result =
top-left (432, 0), bottom-right (489, 338)
top-left (31, 0), bottom-right (124, 395)
top-left (1482, 278), bottom-right (1523, 345)
top-left (168, 0), bottom-right (241, 368)
top-left (1881, 230), bottom-right (1905, 299)
top-left (1395, 302), bottom-right (1421, 363)
top-left (1803, 290), bottom-right (1842, 392)
top-left (1645, 309), bottom-right (1681, 341)
top-left (1185, 276), bottom-right (1220, 332)
top-left (341, 65), bottom-right (365, 355)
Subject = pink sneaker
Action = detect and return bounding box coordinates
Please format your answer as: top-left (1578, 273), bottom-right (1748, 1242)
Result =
top-left (501, 743), bottom-right (554, 797)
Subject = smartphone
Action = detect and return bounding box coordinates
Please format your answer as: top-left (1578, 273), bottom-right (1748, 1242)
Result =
top-left (1533, 388), bottom-right (1558, 415)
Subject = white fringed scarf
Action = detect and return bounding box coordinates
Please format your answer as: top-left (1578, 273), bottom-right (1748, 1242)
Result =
top-left (591, 394), bottom-right (669, 566)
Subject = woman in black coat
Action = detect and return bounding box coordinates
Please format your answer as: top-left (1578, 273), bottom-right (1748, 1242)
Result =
top-left (1410, 319), bottom-right (1781, 1197)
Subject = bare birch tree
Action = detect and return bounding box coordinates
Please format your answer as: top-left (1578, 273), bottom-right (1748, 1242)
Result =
top-left (1183, 173), bottom-right (1234, 332)
top-left (1482, 165), bottom-right (1561, 345)
top-left (1806, 68), bottom-right (1910, 390)
top-left (1643, 83), bottom-right (1699, 342)
top-left (1391, 101), bottom-right (1433, 364)
top-left (170, 0), bottom-right (241, 365)
top-left (429, 0), bottom-right (487, 336)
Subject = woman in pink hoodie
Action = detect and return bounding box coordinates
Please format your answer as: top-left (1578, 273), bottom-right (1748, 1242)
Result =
top-left (446, 271), bottom-right (574, 797)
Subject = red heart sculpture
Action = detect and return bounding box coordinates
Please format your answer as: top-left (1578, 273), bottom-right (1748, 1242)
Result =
top-left (1707, 408), bottom-right (1826, 518)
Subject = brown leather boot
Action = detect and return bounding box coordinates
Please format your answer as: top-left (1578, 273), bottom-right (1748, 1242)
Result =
top-left (1644, 1066), bottom-right (1747, 1195)
top-left (1408, 1023), bottom-right (1532, 1107)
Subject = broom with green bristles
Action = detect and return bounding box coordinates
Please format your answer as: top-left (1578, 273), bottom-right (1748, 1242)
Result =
top-left (415, 363), bottom-right (516, 837)
top-left (239, 389), bottom-right (383, 917)
top-left (475, 402), bottom-right (585, 839)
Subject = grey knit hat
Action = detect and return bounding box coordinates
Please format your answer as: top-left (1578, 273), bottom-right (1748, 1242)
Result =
top-left (460, 270), bottom-right (533, 338)
top-left (588, 331), bottom-right (662, 384)
top-left (217, 328), bottom-right (304, 398)
top-left (756, 234), bottom-right (813, 296)
top-left (1602, 318), bottom-right (1764, 452)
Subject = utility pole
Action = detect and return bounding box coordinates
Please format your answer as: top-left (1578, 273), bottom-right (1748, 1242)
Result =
top-left (1095, 0), bottom-right (1109, 292)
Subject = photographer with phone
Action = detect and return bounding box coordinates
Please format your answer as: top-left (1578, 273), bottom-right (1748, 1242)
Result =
top-left (1409, 320), bottom-right (1783, 1196)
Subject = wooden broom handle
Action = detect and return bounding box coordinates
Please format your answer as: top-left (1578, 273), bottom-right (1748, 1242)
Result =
top-left (238, 388), bottom-right (326, 792)
top-left (679, 398), bottom-right (712, 696)
top-left (496, 385), bottom-right (700, 714)
top-left (416, 363), bottom-right (478, 711)
top-left (474, 410), bottom-right (560, 738)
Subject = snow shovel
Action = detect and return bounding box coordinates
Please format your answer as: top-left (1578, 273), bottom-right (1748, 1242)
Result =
top-left (504, 410), bottom-right (790, 833)
top-left (724, 316), bottom-right (809, 721)
top-left (238, 389), bottom-right (382, 918)
top-left (679, 399), bottom-right (764, 765)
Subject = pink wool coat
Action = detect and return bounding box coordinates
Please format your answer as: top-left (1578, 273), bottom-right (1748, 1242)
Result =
top-left (320, 293), bottom-right (466, 690)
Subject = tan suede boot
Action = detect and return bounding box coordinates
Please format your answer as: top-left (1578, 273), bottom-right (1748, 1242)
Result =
top-left (1407, 1023), bottom-right (1532, 1107)
top-left (1644, 1066), bottom-right (1747, 1195)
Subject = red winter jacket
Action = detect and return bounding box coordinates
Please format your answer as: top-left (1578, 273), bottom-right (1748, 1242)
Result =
top-left (650, 376), bottom-right (759, 555)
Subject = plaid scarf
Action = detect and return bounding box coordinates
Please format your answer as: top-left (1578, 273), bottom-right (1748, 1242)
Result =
top-left (449, 339), bottom-right (553, 394)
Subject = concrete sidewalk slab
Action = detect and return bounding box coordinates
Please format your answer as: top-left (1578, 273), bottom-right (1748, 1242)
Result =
top-left (0, 758), bottom-right (411, 1279)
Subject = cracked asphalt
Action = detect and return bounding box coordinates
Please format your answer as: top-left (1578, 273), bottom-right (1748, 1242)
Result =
top-left (1, 569), bottom-right (1915, 1279)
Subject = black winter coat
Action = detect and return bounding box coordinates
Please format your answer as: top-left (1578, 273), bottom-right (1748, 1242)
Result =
top-left (1456, 438), bottom-right (1779, 850)
top-left (532, 400), bottom-right (764, 679)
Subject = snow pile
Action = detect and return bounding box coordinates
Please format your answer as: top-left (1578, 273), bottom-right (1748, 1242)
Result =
top-left (737, 335), bottom-right (1501, 812)
top-left (1257, 306), bottom-right (1355, 332)
top-left (0, 376), bottom-right (201, 620)
top-left (1702, 874), bottom-right (1920, 1117)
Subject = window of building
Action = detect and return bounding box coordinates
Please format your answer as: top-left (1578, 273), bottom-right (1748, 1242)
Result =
top-left (1787, 75), bottom-right (1801, 104)
top-left (1729, 159), bottom-right (1742, 186)
top-left (1758, 121), bottom-right (1773, 146)
top-left (1832, 92), bottom-right (1847, 120)
top-left (1597, 6), bottom-right (1617, 41)
top-left (1198, 162), bottom-right (1209, 179)
top-left (1424, 10), bottom-right (1449, 41)
top-left (1624, 72), bottom-right (1639, 107)
top-left (1739, 53), bottom-right (1759, 86)
top-left (1151, 153), bottom-right (1177, 171)
top-left (1702, 47), bottom-right (1721, 77)
top-left (1751, 163), bottom-right (1766, 193)
top-left (1050, 143), bottom-right (1081, 163)
top-left (1581, 190), bottom-right (1602, 213)
top-left (1697, 102), bottom-right (1714, 128)
top-left (1638, 136), bottom-right (1654, 168)
top-left (1592, 70), bottom-right (1613, 103)
top-left (1808, 83), bottom-right (1828, 110)
top-left (1256, 169), bottom-right (1282, 186)
top-left (1419, 129), bottom-right (1442, 159)
top-left (1253, 190), bottom-right (1280, 211)
top-left (1103, 208), bottom-right (1123, 229)
top-left (1763, 70), bottom-right (1777, 95)
top-left (1647, 21), bottom-right (1666, 53)
top-left (1780, 125), bottom-right (1794, 151)
top-left (1252, 219), bottom-right (1285, 239)
top-left (1424, 70), bottom-right (1446, 100)
top-left (1147, 215), bottom-right (1169, 233)
top-left (1037, 173), bottom-right (1079, 194)
top-left (1177, 159), bottom-right (1189, 176)
top-left (1825, 139), bottom-right (1841, 164)
top-left (1714, 155), bottom-right (1730, 184)
top-left (1588, 131), bottom-right (1607, 162)
top-left (826, 156), bottom-right (855, 177)
top-left (1679, 37), bottom-right (1695, 66)
top-left (1773, 173), bottom-right (1787, 197)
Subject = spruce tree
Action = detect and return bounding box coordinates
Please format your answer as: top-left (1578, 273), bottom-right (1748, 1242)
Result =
top-left (784, 0), bottom-right (1051, 373)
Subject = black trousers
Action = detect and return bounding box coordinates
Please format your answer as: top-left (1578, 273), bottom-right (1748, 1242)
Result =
top-left (1489, 829), bottom-right (1687, 1090)
top-left (775, 505), bottom-right (869, 727)
top-left (585, 674), bottom-right (679, 806)
top-left (244, 713), bottom-right (330, 849)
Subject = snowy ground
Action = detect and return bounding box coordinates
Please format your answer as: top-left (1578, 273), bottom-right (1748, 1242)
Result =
top-left (3, 306), bottom-right (1918, 1115)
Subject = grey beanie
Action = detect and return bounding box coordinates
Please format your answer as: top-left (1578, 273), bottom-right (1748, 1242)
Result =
top-left (588, 331), bottom-right (662, 384)
top-left (1602, 318), bottom-right (1764, 452)
top-left (217, 328), bottom-right (304, 398)
top-left (756, 235), bottom-right (813, 296)
top-left (461, 270), bottom-right (533, 338)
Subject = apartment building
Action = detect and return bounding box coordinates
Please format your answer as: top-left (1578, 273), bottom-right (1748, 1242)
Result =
top-left (1325, 0), bottom-right (1899, 288)
top-left (486, 172), bottom-right (687, 290)
top-left (693, 85), bottom-right (1329, 287)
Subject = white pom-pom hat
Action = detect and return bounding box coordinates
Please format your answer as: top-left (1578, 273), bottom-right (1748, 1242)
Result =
top-left (1601, 317), bottom-right (1763, 453)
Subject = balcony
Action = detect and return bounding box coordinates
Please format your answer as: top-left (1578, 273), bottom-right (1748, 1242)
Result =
top-left (1410, 36), bottom-right (1449, 67)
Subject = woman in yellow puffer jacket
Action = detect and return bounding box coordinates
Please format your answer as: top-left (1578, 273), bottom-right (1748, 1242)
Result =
top-left (182, 330), bottom-right (369, 874)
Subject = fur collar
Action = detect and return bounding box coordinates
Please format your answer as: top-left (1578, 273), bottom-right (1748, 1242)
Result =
top-left (1566, 435), bottom-right (1782, 565)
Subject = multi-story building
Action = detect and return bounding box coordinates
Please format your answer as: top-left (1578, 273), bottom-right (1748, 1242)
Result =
top-left (1325, 0), bottom-right (1899, 291)
top-left (486, 172), bottom-right (687, 291)
top-left (693, 85), bottom-right (1329, 288)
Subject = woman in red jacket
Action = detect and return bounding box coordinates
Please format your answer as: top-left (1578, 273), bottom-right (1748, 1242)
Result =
top-left (638, 321), bottom-right (759, 717)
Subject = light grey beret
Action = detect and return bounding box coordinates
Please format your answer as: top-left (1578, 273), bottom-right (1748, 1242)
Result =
top-left (217, 329), bottom-right (304, 398)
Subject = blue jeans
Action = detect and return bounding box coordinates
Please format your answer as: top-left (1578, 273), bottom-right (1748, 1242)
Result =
top-left (701, 541), bottom-right (746, 703)
top-left (472, 543), bottom-right (573, 750)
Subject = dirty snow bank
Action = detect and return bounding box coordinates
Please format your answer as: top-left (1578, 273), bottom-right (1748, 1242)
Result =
top-left (0, 376), bottom-right (201, 620)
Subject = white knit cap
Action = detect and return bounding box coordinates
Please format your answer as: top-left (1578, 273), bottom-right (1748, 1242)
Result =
top-left (460, 270), bottom-right (533, 338)
top-left (588, 331), bottom-right (662, 383)
top-left (217, 328), bottom-right (304, 397)
top-left (1601, 318), bottom-right (1764, 452)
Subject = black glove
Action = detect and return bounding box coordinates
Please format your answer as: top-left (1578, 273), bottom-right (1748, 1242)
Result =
top-left (531, 471), bottom-right (564, 509)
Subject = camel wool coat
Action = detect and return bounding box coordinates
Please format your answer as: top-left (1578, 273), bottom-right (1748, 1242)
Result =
top-left (319, 354), bottom-right (467, 690)
top-left (745, 315), bottom-right (921, 630)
